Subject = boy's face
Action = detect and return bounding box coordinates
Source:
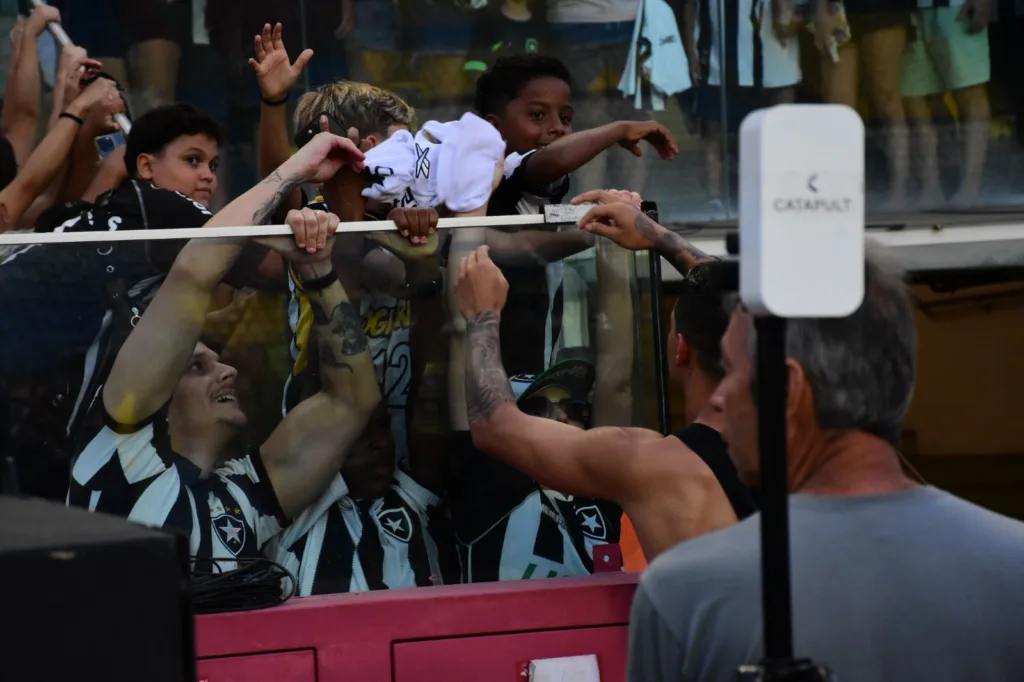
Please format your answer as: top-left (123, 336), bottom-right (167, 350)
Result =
top-left (137, 134), bottom-right (220, 208)
top-left (489, 76), bottom-right (573, 155)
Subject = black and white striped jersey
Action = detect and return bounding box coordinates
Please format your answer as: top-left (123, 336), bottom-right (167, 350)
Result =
top-left (264, 468), bottom-right (446, 595)
top-left (456, 487), bottom-right (621, 583)
top-left (66, 410), bottom-right (288, 571)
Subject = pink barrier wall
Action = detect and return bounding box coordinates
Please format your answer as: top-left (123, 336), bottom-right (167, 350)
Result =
top-left (196, 572), bottom-right (639, 682)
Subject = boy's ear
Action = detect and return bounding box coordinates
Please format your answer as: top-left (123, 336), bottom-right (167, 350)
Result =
top-left (484, 113), bottom-right (501, 128)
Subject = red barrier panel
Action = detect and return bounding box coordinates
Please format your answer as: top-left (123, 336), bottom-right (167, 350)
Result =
top-left (196, 572), bottom-right (639, 682)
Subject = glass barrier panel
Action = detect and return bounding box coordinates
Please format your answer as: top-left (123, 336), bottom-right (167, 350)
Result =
top-left (0, 222), bottom-right (655, 598)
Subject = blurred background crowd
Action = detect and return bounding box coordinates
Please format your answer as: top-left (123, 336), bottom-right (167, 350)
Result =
top-left (3, 0), bottom-right (1023, 223)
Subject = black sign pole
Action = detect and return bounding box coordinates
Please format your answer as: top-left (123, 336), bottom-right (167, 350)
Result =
top-left (730, 238), bottom-right (835, 682)
top-left (755, 315), bottom-right (794, 662)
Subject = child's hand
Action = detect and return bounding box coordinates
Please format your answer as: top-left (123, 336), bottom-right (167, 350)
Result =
top-left (618, 121), bottom-right (679, 160)
top-left (366, 207), bottom-right (441, 263)
top-left (390, 207), bottom-right (438, 246)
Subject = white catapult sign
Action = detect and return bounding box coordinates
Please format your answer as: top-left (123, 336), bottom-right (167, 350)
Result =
top-left (739, 104), bottom-right (866, 318)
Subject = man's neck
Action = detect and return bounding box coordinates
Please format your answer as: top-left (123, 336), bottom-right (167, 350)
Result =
top-left (795, 431), bottom-right (917, 497)
top-left (170, 428), bottom-right (228, 478)
top-left (682, 370), bottom-right (722, 431)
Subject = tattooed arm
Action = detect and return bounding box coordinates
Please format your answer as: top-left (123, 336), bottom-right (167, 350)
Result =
top-left (260, 257), bottom-right (381, 519)
top-left (465, 309), bottom-right (665, 502)
top-left (574, 191), bottom-right (717, 277)
top-left (459, 248), bottom-right (663, 503)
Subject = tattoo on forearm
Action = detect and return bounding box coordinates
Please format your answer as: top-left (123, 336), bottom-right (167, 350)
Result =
top-left (316, 337), bottom-right (353, 372)
top-left (635, 210), bottom-right (718, 275)
top-left (252, 170), bottom-right (304, 225)
top-left (465, 311), bottom-right (515, 424)
top-left (311, 297), bottom-right (368, 374)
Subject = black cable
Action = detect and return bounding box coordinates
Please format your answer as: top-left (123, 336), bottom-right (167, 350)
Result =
top-left (190, 556), bottom-right (296, 615)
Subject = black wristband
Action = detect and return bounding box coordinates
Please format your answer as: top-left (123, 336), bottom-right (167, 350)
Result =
top-left (261, 94), bottom-right (289, 106)
top-left (299, 269), bottom-right (338, 292)
top-left (59, 111), bottom-right (84, 125)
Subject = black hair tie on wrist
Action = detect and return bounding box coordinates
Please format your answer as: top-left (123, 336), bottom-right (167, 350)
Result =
top-left (261, 94), bottom-right (290, 107)
top-left (59, 112), bottom-right (84, 126)
top-left (300, 269), bottom-right (338, 292)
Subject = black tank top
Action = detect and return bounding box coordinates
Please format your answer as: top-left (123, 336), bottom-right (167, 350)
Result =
top-left (673, 423), bottom-right (757, 520)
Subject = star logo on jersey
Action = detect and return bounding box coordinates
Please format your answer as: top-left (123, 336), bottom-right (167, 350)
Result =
top-left (210, 492), bottom-right (247, 556)
top-left (414, 143), bottom-right (431, 179)
top-left (575, 505), bottom-right (607, 541)
top-left (376, 507), bottom-right (413, 543)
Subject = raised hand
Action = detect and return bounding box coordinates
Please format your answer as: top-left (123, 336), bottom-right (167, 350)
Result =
top-left (456, 246), bottom-right (509, 319)
top-left (58, 45), bottom-right (103, 103)
top-left (66, 77), bottom-right (125, 132)
top-left (25, 3), bottom-right (60, 38)
top-left (249, 23), bottom-right (313, 102)
top-left (617, 121), bottom-right (679, 160)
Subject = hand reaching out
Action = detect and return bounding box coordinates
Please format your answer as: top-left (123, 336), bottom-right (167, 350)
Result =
top-left (573, 190), bottom-right (662, 252)
top-left (618, 121), bottom-right (679, 160)
top-left (249, 23), bottom-right (313, 102)
top-left (456, 246), bottom-right (509, 319)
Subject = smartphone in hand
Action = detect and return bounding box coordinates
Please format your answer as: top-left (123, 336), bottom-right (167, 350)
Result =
top-left (95, 131), bottom-right (126, 160)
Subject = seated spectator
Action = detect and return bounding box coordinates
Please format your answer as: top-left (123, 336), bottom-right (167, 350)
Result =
top-left (628, 244), bottom-right (1024, 682)
top-left (67, 133), bottom-right (375, 568)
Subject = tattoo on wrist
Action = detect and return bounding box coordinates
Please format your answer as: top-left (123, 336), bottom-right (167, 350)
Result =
top-left (312, 298), bottom-right (368, 373)
top-left (635, 210), bottom-right (716, 273)
top-left (465, 311), bottom-right (515, 424)
top-left (253, 170), bottom-right (304, 225)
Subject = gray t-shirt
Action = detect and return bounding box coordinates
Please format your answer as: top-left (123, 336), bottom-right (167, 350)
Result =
top-left (628, 486), bottom-right (1024, 682)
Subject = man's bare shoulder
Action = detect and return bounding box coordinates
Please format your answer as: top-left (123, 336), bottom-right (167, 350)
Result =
top-left (641, 514), bottom-right (761, 599)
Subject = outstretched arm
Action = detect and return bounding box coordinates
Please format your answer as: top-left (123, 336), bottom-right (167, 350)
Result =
top-left (260, 243), bottom-right (381, 519)
top-left (104, 133), bottom-right (364, 424)
top-left (520, 121), bottom-right (679, 191)
top-left (575, 192), bottom-right (716, 277)
top-left (458, 246), bottom-right (661, 503)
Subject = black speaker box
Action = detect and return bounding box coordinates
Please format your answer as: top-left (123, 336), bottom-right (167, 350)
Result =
top-left (0, 495), bottom-right (195, 682)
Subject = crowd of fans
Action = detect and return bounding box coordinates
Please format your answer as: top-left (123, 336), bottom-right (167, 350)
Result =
top-left (2, 3), bottom-right (1024, 681)
top-left (4, 1), bottom-right (1023, 219)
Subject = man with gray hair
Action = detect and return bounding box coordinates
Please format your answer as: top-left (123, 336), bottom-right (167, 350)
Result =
top-left (628, 243), bottom-right (1024, 682)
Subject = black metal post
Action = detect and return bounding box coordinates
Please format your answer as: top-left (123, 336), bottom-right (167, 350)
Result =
top-left (755, 315), bottom-right (793, 662)
top-left (649, 249), bottom-right (670, 436)
top-left (641, 202), bottom-right (671, 436)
